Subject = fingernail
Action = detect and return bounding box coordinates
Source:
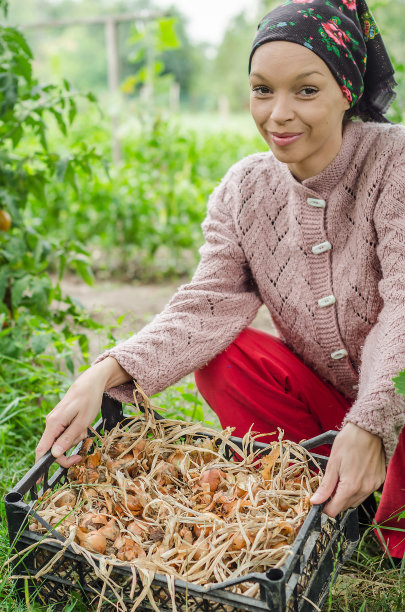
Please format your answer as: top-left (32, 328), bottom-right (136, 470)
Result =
top-left (310, 494), bottom-right (321, 503)
top-left (52, 445), bottom-right (63, 457)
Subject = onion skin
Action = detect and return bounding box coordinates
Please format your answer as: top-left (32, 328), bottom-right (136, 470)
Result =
top-left (179, 527), bottom-right (193, 544)
top-left (54, 490), bottom-right (77, 508)
top-left (98, 520), bottom-right (120, 541)
top-left (85, 469), bottom-right (99, 484)
top-left (198, 469), bottom-right (225, 493)
top-left (229, 532), bottom-right (246, 551)
top-left (127, 520), bottom-right (148, 538)
top-left (106, 455), bottom-right (134, 473)
top-left (76, 527), bottom-right (107, 554)
top-left (124, 494), bottom-right (144, 515)
top-left (86, 452), bottom-right (101, 468)
top-left (116, 538), bottom-right (146, 562)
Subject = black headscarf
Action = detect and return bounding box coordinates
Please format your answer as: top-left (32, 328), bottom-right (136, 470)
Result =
top-left (249, 0), bottom-right (397, 123)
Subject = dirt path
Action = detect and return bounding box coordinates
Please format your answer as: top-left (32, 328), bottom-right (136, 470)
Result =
top-left (62, 278), bottom-right (276, 360)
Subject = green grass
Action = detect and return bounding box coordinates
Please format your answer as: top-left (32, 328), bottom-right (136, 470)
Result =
top-left (323, 532), bottom-right (404, 611)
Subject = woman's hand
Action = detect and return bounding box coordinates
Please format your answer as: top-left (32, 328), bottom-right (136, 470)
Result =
top-left (310, 422), bottom-right (386, 517)
top-left (35, 357), bottom-right (131, 468)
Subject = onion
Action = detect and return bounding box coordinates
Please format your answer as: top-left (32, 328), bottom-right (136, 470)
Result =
top-left (127, 520), bottom-right (148, 537)
top-left (106, 454), bottom-right (134, 472)
top-left (149, 526), bottom-right (165, 542)
top-left (125, 494), bottom-right (144, 514)
top-left (86, 451), bottom-right (101, 468)
top-left (167, 450), bottom-right (190, 473)
top-left (229, 532), bottom-right (246, 551)
top-left (198, 468), bottom-right (225, 493)
top-left (85, 469), bottom-right (99, 484)
top-left (110, 440), bottom-right (130, 458)
top-left (98, 520), bottom-right (120, 541)
top-left (54, 490), bottom-right (76, 508)
top-left (179, 527), bottom-right (193, 544)
top-left (116, 538), bottom-right (146, 561)
top-left (76, 527), bottom-right (107, 554)
top-left (82, 487), bottom-right (98, 500)
top-left (193, 540), bottom-right (209, 560)
top-left (81, 532), bottom-right (107, 554)
top-left (133, 439), bottom-right (147, 458)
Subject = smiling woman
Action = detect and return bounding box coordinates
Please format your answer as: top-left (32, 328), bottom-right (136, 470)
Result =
top-left (249, 41), bottom-right (350, 180)
top-left (36, 0), bottom-right (405, 564)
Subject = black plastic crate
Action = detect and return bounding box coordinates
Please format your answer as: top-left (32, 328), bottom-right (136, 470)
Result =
top-left (5, 394), bottom-right (359, 611)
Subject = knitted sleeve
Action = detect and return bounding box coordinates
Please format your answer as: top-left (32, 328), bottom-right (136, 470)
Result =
top-left (94, 161), bottom-right (263, 404)
top-left (343, 153), bottom-right (405, 463)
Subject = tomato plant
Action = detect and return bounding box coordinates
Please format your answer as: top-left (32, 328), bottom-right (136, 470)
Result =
top-left (0, 0), bottom-right (105, 420)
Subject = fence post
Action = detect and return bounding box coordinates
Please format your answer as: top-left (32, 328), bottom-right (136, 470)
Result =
top-left (105, 17), bottom-right (121, 164)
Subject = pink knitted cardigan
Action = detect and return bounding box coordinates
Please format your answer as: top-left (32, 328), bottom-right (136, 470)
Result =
top-left (96, 120), bottom-right (405, 462)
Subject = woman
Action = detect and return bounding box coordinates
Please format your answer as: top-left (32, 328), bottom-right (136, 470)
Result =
top-left (36, 0), bottom-right (405, 560)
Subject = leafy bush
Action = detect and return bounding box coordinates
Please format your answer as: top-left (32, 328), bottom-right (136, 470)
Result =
top-left (28, 111), bottom-right (265, 279)
top-left (0, 0), bottom-right (108, 487)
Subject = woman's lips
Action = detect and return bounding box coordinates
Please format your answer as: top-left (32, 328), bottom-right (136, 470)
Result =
top-left (270, 132), bottom-right (303, 146)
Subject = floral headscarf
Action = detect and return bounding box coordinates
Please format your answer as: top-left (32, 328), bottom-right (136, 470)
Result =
top-left (249, 0), bottom-right (397, 122)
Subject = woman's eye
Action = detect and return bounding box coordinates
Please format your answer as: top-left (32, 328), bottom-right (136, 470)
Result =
top-left (299, 87), bottom-right (318, 96)
top-left (251, 86), bottom-right (271, 95)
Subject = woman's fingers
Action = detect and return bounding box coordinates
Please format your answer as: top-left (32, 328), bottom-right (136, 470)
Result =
top-left (322, 479), bottom-right (364, 517)
top-left (310, 459), bottom-right (339, 505)
top-left (50, 419), bottom-right (86, 459)
top-left (310, 422), bottom-right (386, 517)
top-left (35, 407), bottom-right (68, 463)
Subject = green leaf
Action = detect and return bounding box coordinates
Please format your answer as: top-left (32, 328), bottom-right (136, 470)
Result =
top-left (0, 267), bottom-right (8, 302)
top-left (56, 157), bottom-right (70, 182)
top-left (72, 257), bottom-right (95, 286)
top-left (11, 276), bottom-right (27, 309)
top-left (181, 392), bottom-right (199, 403)
top-left (32, 332), bottom-right (50, 355)
top-left (65, 354), bottom-right (74, 375)
top-left (3, 27), bottom-right (33, 59)
top-left (157, 18), bottom-right (180, 51)
top-left (393, 371), bottom-right (405, 396)
top-left (48, 108), bottom-right (67, 136)
top-left (68, 98), bottom-right (77, 125)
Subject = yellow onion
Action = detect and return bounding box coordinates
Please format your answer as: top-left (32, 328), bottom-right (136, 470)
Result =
top-left (116, 537), bottom-right (146, 562)
top-left (198, 468), bottom-right (225, 493)
top-left (98, 519), bottom-right (120, 541)
top-left (179, 527), bottom-right (193, 544)
top-left (86, 451), bottom-right (101, 468)
top-left (85, 469), bottom-right (99, 484)
top-left (229, 532), bottom-right (246, 551)
top-left (106, 455), bottom-right (134, 473)
top-left (127, 520), bottom-right (148, 537)
top-left (54, 490), bottom-right (77, 508)
top-left (76, 527), bottom-right (107, 554)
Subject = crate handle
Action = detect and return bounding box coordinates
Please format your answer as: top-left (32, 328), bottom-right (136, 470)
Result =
top-left (101, 392), bottom-right (164, 431)
top-left (299, 430), bottom-right (338, 450)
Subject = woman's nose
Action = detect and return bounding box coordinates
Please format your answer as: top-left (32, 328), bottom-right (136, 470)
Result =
top-left (267, 94), bottom-right (294, 124)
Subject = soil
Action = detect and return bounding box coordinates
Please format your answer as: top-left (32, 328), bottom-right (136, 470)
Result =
top-left (62, 277), bottom-right (276, 360)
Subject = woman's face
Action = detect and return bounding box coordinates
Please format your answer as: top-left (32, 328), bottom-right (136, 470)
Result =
top-left (249, 41), bottom-right (350, 181)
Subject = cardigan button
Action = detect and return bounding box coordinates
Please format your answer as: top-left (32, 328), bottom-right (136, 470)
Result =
top-left (331, 349), bottom-right (348, 360)
top-left (352, 384), bottom-right (359, 390)
top-left (318, 295), bottom-right (336, 308)
top-left (307, 197), bottom-right (326, 208)
top-left (312, 241), bottom-right (332, 255)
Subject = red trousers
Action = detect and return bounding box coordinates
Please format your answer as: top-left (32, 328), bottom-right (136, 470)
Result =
top-left (195, 328), bottom-right (405, 559)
